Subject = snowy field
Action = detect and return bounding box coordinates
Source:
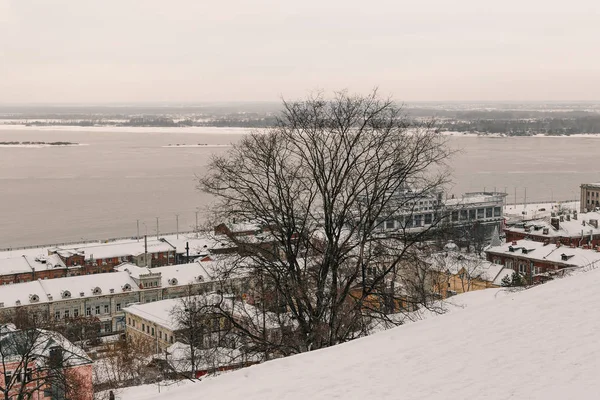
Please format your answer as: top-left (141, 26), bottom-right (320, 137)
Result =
top-left (114, 267), bottom-right (600, 400)
top-left (504, 200), bottom-right (579, 220)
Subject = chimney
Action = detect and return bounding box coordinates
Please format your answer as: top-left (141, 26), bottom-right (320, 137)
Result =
top-left (574, 211), bottom-right (578, 220)
top-left (543, 228), bottom-right (549, 235)
top-left (590, 219), bottom-right (598, 229)
top-left (559, 215), bottom-right (564, 222)
top-left (550, 217), bottom-right (560, 230)
top-left (144, 235), bottom-right (148, 267)
top-left (566, 215), bottom-right (571, 221)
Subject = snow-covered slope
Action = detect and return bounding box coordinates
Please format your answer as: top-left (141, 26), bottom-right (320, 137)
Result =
top-left (138, 269), bottom-right (599, 400)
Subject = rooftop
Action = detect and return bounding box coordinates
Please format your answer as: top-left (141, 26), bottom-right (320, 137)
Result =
top-left (431, 252), bottom-right (513, 285)
top-left (0, 254), bottom-right (67, 276)
top-left (486, 239), bottom-right (600, 268)
top-left (0, 272), bottom-right (139, 308)
top-left (55, 239), bottom-right (176, 260)
top-left (505, 211), bottom-right (600, 238)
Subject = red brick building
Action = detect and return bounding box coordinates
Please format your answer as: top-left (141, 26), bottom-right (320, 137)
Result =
top-left (486, 239), bottom-right (600, 284)
top-left (51, 238), bottom-right (177, 272)
top-left (504, 211), bottom-right (600, 248)
top-left (0, 254), bottom-right (81, 285)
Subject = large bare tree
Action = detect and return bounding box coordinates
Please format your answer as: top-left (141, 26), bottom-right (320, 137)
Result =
top-left (199, 90), bottom-right (452, 354)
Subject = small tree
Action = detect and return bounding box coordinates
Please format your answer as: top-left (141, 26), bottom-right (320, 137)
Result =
top-left (501, 271), bottom-right (526, 288)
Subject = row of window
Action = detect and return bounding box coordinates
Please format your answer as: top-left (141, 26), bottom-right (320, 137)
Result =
top-left (4, 368), bottom-right (33, 384)
top-left (53, 303), bottom-right (122, 320)
top-left (127, 317), bottom-right (174, 343)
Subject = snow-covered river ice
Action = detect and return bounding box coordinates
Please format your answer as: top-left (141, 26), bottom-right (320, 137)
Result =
top-left (1, 126), bottom-right (599, 247)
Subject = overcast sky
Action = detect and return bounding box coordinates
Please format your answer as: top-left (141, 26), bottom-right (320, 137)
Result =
top-left (1, 0), bottom-right (599, 104)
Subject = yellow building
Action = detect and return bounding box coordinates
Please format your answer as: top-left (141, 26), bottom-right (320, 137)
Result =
top-left (430, 252), bottom-right (513, 298)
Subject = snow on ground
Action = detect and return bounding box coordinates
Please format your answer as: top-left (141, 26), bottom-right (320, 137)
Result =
top-left (504, 201), bottom-right (578, 220)
top-left (127, 268), bottom-right (600, 400)
top-left (0, 124), bottom-right (253, 134)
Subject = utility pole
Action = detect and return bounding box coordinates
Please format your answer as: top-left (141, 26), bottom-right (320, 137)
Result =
top-left (176, 214), bottom-right (179, 239)
top-left (137, 220), bottom-right (140, 242)
top-left (144, 235), bottom-right (148, 268)
top-left (156, 217), bottom-right (159, 240)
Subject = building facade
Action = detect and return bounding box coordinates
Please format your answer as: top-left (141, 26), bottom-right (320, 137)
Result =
top-left (0, 260), bottom-right (247, 335)
top-left (581, 183), bottom-right (600, 212)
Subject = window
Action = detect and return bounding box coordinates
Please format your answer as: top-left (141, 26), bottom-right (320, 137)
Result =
top-left (55, 311), bottom-right (60, 320)
top-left (170, 335), bottom-right (173, 343)
top-left (86, 307), bottom-right (91, 316)
top-left (451, 211), bottom-right (459, 222)
top-left (104, 304), bottom-right (109, 314)
top-left (73, 308), bottom-right (79, 317)
top-left (151, 327), bottom-right (155, 336)
top-left (469, 209), bottom-right (476, 220)
top-left (64, 309), bottom-right (69, 318)
top-left (142, 323), bottom-right (145, 331)
top-left (159, 331), bottom-right (163, 339)
top-left (128, 317), bottom-right (131, 325)
top-left (5, 371), bottom-right (11, 383)
top-left (519, 263), bottom-right (526, 274)
top-left (414, 215), bottom-right (422, 226)
top-left (477, 208), bottom-right (484, 219)
top-left (424, 213), bottom-right (433, 225)
top-left (385, 220), bottom-right (394, 230)
top-left (116, 303), bottom-right (121, 311)
top-left (147, 326), bottom-right (150, 333)
top-left (104, 322), bottom-right (111, 332)
top-left (95, 306), bottom-right (100, 315)
top-left (25, 368), bottom-right (32, 382)
top-left (494, 207), bottom-right (502, 217)
top-left (460, 210), bottom-right (468, 220)
top-left (486, 207), bottom-right (493, 218)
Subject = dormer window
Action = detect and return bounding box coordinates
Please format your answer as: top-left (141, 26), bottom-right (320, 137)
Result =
top-left (122, 284), bottom-right (132, 292)
top-left (169, 278), bottom-right (178, 286)
top-left (61, 290), bottom-right (71, 299)
top-left (92, 287), bottom-right (102, 295)
top-left (29, 294), bottom-right (39, 303)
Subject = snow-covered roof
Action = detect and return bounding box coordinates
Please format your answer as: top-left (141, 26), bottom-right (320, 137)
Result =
top-left (123, 294), bottom-right (279, 332)
top-left (115, 257), bottom-right (249, 286)
top-left (0, 328), bottom-right (91, 366)
top-left (163, 235), bottom-right (222, 256)
top-left (430, 252), bottom-right (512, 284)
top-left (122, 297), bottom-right (183, 331)
top-left (0, 272), bottom-right (139, 309)
top-left (0, 280), bottom-right (49, 308)
top-left (38, 271), bottom-right (140, 301)
top-left (505, 211), bottom-right (600, 238)
top-left (486, 239), bottom-right (600, 268)
top-left (444, 192), bottom-right (505, 207)
top-left (136, 266), bottom-right (600, 400)
top-left (55, 239), bottom-right (176, 260)
top-left (0, 254), bottom-right (67, 276)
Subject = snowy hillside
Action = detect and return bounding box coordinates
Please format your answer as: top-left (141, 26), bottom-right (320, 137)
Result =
top-left (123, 269), bottom-right (600, 400)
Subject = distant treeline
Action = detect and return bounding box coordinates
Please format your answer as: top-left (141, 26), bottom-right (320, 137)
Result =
top-left (0, 141), bottom-right (77, 145)
top-left (440, 115), bottom-right (600, 135)
top-left (6, 110), bottom-right (600, 135)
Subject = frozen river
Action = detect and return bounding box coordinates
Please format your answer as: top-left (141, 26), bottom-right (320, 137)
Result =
top-left (1, 126), bottom-right (599, 248)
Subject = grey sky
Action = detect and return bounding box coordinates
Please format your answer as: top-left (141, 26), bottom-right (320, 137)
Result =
top-left (1, 0), bottom-right (599, 103)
